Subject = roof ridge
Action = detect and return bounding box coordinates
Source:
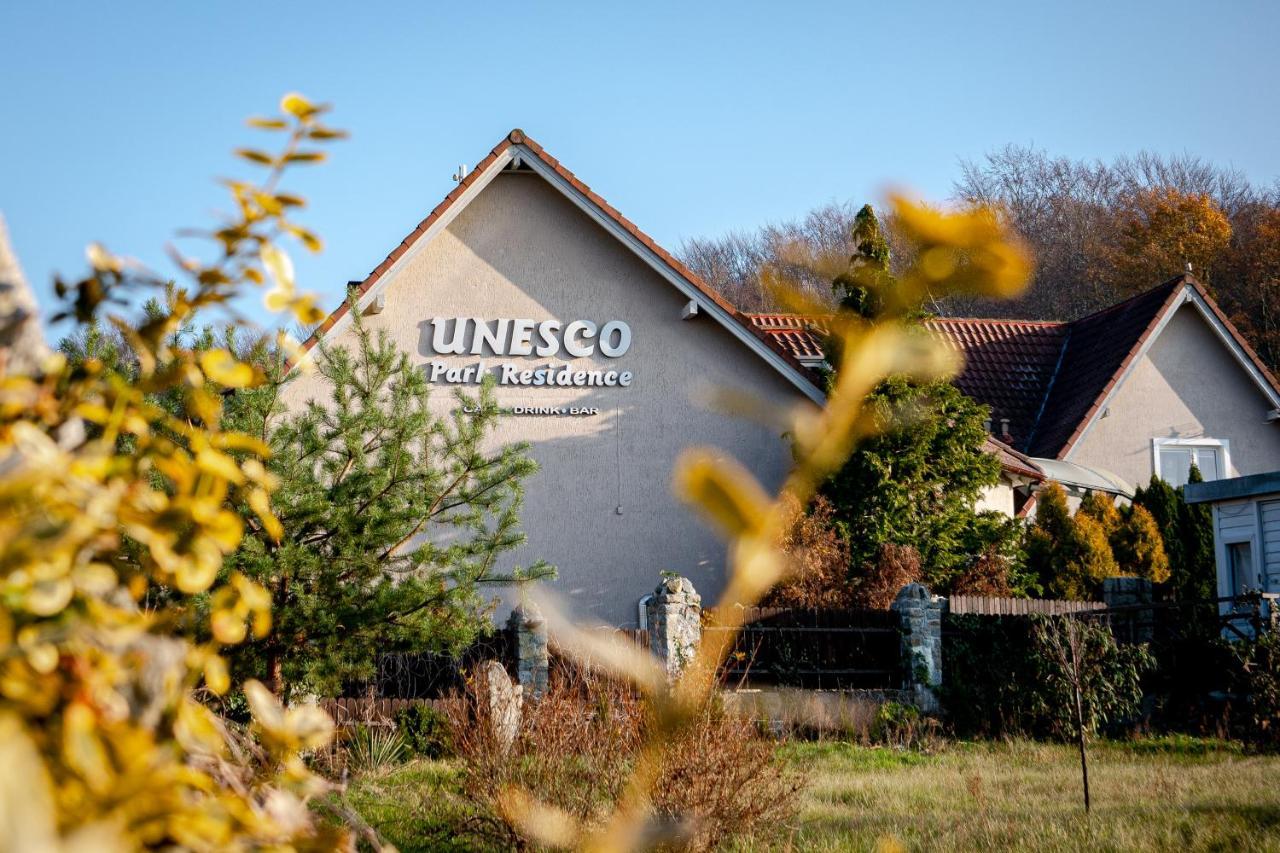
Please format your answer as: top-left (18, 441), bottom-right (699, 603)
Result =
top-left (1067, 274), bottom-right (1189, 327)
top-left (294, 130), bottom-right (823, 394)
top-left (925, 316), bottom-right (1067, 328)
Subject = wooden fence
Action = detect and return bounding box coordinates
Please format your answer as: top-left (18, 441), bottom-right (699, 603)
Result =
top-left (709, 607), bottom-right (903, 690)
top-left (320, 697), bottom-right (443, 727)
top-left (946, 595), bottom-right (1103, 616)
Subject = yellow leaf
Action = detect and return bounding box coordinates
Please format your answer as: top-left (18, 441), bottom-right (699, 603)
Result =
top-left (244, 680), bottom-right (285, 732)
top-left (264, 286), bottom-right (293, 313)
top-left (673, 449), bottom-right (771, 540)
top-left (200, 349), bottom-right (255, 389)
top-left (196, 447), bottom-right (246, 485)
top-left (280, 92), bottom-right (316, 118)
top-left (234, 148), bottom-right (275, 166)
top-left (63, 702), bottom-right (114, 795)
top-left (246, 116), bottom-right (289, 130)
top-left (204, 654), bottom-right (230, 695)
top-left (175, 699), bottom-right (226, 755)
top-left (24, 577), bottom-right (73, 617)
top-left (260, 244), bottom-right (295, 291)
top-left (174, 538), bottom-right (221, 594)
top-left (248, 488), bottom-right (284, 541)
top-left (211, 608), bottom-right (247, 645)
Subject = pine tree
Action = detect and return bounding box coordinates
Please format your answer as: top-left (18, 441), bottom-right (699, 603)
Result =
top-left (833, 204), bottom-right (894, 319)
top-left (224, 306), bottom-right (552, 700)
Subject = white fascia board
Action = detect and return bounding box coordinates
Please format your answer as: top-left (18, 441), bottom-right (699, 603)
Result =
top-left (307, 148), bottom-right (516, 352)
top-left (1184, 289), bottom-right (1280, 410)
top-left (1067, 286), bottom-right (1280, 460)
top-left (517, 146), bottom-right (826, 406)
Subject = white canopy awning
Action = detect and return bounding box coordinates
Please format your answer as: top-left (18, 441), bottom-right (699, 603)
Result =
top-left (1029, 458), bottom-right (1135, 498)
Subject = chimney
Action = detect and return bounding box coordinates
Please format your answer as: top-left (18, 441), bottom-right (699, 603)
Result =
top-left (999, 418), bottom-right (1011, 441)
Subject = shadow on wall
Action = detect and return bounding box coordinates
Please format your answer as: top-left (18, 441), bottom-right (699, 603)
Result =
top-left (399, 178), bottom-right (798, 627)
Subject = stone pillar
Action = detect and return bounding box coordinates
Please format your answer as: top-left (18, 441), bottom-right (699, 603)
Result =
top-left (1102, 576), bottom-right (1153, 643)
top-left (507, 603), bottom-right (549, 699)
top-left (647, 575), bottom-right (702, 682)
top-left (892, 583), bottom-right (943, 713)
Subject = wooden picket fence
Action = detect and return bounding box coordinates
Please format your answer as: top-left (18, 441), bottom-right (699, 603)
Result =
top-left (946, 595), bottom-right (1103, 616)
top-left (319, 697), bottom-right (443, 727)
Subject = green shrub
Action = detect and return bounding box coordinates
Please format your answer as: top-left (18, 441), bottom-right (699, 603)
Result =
top-left (1225, 629), bottom-right (1280, 750)
top-left (395, 702), bottom-right (454, 759)
top-left (942, 614), bottom-right (1153, 739)
top-left (871, 701), bottom-right (938, 748)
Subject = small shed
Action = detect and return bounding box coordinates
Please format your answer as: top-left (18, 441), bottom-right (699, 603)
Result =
top-left (1185, 472), bottom-right (1280, 601)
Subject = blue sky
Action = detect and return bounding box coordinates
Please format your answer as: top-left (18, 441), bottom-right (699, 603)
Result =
top-left (3, 0), bottom-right (1278, 338)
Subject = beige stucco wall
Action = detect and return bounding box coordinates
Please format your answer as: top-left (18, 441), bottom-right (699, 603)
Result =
top-left (281, 173), bottom-right (817, 627)
top-left (1068, 304), bottom-right (1280, 488)
top-left (976, 481), bottom-right (1015, 515)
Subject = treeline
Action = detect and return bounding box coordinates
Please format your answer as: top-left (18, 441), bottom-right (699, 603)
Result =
top-left (679, 145), bottom-right (1280, 370)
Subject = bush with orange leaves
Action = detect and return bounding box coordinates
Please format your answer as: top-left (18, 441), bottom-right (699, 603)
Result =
top-left (0, 94), bottom-right (355, 849)
top-left (760, 494), bottom-right (852, 609)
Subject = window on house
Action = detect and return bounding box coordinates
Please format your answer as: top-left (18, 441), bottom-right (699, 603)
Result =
top-left (1154, 440), bottom-right (1226, 487)
top-left (1227, 540), bottom-right (1256, 598)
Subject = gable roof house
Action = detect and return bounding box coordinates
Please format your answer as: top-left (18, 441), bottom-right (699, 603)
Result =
top-left (755, 275), bottom-right (1280, 511)
top-left (291, 129), bottom-right (1280, 625)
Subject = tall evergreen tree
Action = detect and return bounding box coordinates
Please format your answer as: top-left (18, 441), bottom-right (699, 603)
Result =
top-left (819, 204), bottom-right (1011, 592)
top-left (833, 204), bottom-right (894, 319)
top-left (227, 307), bottom-right (551, 699)
top-left (1132, 467), bottom-right (1214, 601)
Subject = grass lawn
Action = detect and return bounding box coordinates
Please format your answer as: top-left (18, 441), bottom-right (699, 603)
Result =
top-left (341, 737), bottom-right (1280, 851)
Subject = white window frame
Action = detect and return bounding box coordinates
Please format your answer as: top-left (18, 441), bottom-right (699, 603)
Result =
top-left (1152, 437), bottom-right (1231, 485)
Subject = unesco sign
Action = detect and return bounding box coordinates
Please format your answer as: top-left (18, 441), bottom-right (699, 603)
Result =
top-left (425, 317), bottom-right (634, 388)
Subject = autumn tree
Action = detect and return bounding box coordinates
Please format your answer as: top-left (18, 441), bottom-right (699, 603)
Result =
top-left (0, 93), bottom-right (352, 848)
top-left (1097, 187), bottom-right (1232, 293)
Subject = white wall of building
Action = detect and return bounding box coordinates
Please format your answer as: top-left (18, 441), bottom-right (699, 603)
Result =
top-left (1068, 305), bottom-right (1280, 489)
top-left (282, 173), bottom-right (817, 626)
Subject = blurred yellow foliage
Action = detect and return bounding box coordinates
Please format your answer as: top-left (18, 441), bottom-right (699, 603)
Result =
top-left (517, 196), bottom-right (1031, 851)
top-left (0, 93), bottom-right (350, 849)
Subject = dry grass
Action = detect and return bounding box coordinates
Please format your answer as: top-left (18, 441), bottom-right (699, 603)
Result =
top-left (343, 737), bottom-right (1280, 851)
top-left (748, 738), bottom-right (1280, 852)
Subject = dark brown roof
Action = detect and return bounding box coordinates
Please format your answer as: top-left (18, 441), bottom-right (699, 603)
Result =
top-left (299, 130), bottom-right (820, 389)
top-left (750, 274), bottom-right (1280, 461)
top-left (924, 317), bottom-right (1068, 449)
top-left (1024, 277), bottom-right (1183, 457)
top-left (983, 435), bottom-right (1045, 480)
